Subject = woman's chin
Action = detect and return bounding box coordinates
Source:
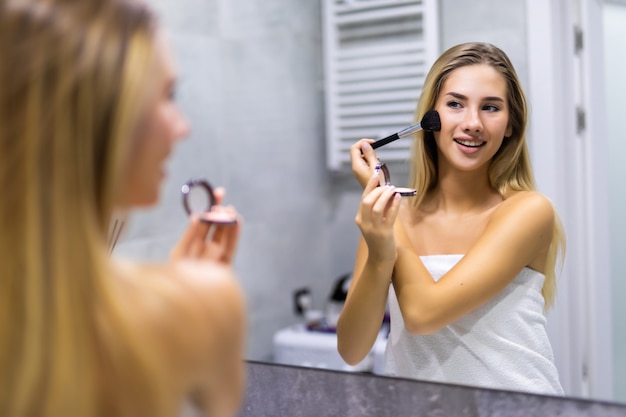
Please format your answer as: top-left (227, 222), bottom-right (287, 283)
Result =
top-left (125, 192), bottom-right (160, 209)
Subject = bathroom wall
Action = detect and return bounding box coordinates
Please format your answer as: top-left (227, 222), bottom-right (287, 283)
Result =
top-left (114, 0), bottom-right (527, 363)
top-left (440, 0), bottom-right (528, 85)
top-left (114, 0), bottom-right (360, 361)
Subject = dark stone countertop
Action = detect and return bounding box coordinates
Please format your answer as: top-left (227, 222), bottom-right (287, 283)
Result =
top-left (238, 361), bottom-right (626, 417)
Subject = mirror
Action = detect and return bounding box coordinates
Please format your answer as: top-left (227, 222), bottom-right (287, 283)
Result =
top-left (181, 179), bottom-right (215, 218)
top-left (109, 0), bottom-right (626, 406)
top-left (374, 163), bottom-right (416, 197)
top-left (181, 178), bottom-right (237, 225)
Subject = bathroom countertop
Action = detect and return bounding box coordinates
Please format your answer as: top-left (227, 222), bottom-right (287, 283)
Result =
top-left (238, 360), bottom-right (626, 417)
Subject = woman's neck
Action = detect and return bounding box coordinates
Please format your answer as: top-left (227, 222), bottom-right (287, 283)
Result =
top-left (427, 168), bottom-right (501, 216)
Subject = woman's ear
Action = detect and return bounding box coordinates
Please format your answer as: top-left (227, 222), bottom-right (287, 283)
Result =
top-left (505, 124), bottom-right (513, 138)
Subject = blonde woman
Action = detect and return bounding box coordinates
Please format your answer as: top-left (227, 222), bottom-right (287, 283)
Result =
top-left (337, 43), bottom-right (565, 395)
top-left (0, 0), bottom-right (246, 416)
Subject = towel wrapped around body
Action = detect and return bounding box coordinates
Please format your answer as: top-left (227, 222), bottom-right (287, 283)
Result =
top-left (384, 254), bottom-right (564, 395)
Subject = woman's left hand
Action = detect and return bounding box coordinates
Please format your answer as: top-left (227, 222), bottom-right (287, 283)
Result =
top-left (355, 172), bottom-right (402, 263)
top-left (170, 187), bottom-right (242, 266)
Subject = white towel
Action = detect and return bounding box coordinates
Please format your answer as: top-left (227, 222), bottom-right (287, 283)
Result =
top-left (384, 254), bottom-right (564, 395)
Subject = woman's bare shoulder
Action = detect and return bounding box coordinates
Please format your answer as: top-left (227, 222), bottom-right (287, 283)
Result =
top-left (497, 190), bottom-right (555, 219)
top-left (117, 259), bottom-right (244, 309)
top-left (113, 259), bottom-right (246, 373)
top-left (144, 260), bottom-right (243, 333)
top-left (169, 260), bottom-right (243, 299)
top-left (486, 190), bottom-right (555, 259)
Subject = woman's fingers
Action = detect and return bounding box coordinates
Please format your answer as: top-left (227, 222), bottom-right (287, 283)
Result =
top-left (369, 187), bottom-right (399, 222)
top-left (360, 141), bottom-right (379, 168)
top-left (221, 218), bottom-right (242, 263)
top-left (207, 214), bottom-right (241, 264)
top-left (171, 182), bottom-right (243, 265)
top-left (170, 217), bottom-right (211, 260)
top-left (213, 187), bottom-right (225, 206)
top-left (362, 170), bottom-right (382, 196)
top-left (387, 191), bottom-right (402, 221)
top-left (350, 138), bottom-right (377, 188)
top-left (372, 187), bottom-right (397, 216)
top-left (180, 204), bottom-right (238, 264)
top-left (349, 138), bottom-right (372, 164)
top-left (359, 176), bottom-right (400, 226)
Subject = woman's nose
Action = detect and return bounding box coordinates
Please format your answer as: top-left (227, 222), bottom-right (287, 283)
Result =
top-left (174, 106), bottom-right (191, 141)
top-left (462, 109), bottom-right (483, 134)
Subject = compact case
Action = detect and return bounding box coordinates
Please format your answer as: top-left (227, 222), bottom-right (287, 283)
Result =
top-left (181, 178), bottom-right (237, 224)
top-left (374, 163), bottom-right (416, 197)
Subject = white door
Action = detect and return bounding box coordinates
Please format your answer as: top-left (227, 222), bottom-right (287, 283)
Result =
top-left (602, 0), bottom-right (626, 404)
top-left (526, 0), bottom-right (613, 401)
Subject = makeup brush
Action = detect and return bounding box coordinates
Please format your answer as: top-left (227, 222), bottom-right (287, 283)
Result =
top-left (371, 109), bottom-right (441, 149)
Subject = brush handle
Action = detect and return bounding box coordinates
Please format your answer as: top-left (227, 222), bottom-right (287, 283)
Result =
top-left (371, 133), bottom-right (400, 149)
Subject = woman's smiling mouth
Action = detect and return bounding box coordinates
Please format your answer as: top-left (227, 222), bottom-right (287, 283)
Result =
top-left (454, 138), bottom-right (486, 148)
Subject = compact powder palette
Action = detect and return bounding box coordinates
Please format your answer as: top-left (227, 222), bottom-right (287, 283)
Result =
top-left (374, 163), bottom-right (416, 197)
top-left (181, 178), bottom-right (238, 224)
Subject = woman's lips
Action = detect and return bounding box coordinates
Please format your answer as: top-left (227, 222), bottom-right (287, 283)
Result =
top-left (453, 138), bottom-right (486, 154)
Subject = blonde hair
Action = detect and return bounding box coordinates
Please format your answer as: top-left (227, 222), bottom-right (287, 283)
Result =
top-left (408, 42), bottom-right (565, 309)
top-left (0, 0), bottom-right (177, 415)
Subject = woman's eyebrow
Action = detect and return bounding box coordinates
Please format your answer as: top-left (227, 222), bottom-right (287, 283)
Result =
top-left (444, 91), bottom-right (505, 102)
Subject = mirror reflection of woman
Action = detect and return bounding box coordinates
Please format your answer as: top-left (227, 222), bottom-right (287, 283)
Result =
top-left (337, 42), bottom-right (565, 395)
top-left (0, 0), bottom-right (246, 416)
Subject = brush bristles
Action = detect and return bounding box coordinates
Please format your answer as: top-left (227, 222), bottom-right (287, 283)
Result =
top-left (421, 110), bottom-right (441, 131)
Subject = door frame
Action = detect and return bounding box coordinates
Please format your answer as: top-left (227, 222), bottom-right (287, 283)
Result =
top-left (525, 0), bottom-right (613, 400)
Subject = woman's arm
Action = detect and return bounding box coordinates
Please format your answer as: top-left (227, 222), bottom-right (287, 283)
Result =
top-left (336, 174), bottom-right (401, 365)
top-left (336, 237), bottom-right (394, 365)
top-left (126, 259), bottom-right (246, 417)
top-left (191, 266), bottom-right (246, 417)
top-left (392, 191), bottom-right (555, 335)
top-left (167, 186), bottom-right (246, 416)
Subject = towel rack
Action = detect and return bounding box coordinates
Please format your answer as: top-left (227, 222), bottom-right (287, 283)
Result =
top-left (322, 0), bottom-right (439, 170)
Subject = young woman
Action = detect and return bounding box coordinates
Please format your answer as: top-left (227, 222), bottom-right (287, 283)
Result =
top-left (0, 0), bottom-right (246, 416)
top-left (337, 42), bottom-right (565, 395)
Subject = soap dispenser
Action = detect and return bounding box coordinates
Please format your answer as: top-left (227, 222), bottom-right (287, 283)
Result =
top-left (325, 273), bottom-right (351, 328)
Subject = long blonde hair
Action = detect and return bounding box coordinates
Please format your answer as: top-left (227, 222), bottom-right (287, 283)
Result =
top-left (0, 0), bottom-right (177, 415)
top-left (409, 42), bottom-right (565, 309)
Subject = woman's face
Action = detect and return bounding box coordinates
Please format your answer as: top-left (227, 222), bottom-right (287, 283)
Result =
top-left (123, 34), bottom-right (190, 207)
top-left (432, 64), bottom-right (512, 174)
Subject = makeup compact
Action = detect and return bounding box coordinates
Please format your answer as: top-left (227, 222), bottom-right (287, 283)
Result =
top-left (374, 163), bottom-right (416, 197)
top-left (181, 178), bottom-right (238, 224)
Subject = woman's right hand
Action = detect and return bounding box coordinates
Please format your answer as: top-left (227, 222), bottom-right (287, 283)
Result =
top-left (350, 139), bottom-right (380, 188)
top-left (355, 171), bottom-right (402, 263)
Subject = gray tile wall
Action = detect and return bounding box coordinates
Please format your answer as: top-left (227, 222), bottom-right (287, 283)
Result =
top-left (114, 0), bottom-right (362, 362)
top-left (440, 0), bottom-right (528, 85)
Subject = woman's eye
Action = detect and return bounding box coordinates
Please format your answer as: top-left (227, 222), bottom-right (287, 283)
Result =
top-left (483, 104), bottom-right (499, 112)
top-left (447, 100), bottom-right (462, 109)
top-left (165, 80), bottom-right (179, 101)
